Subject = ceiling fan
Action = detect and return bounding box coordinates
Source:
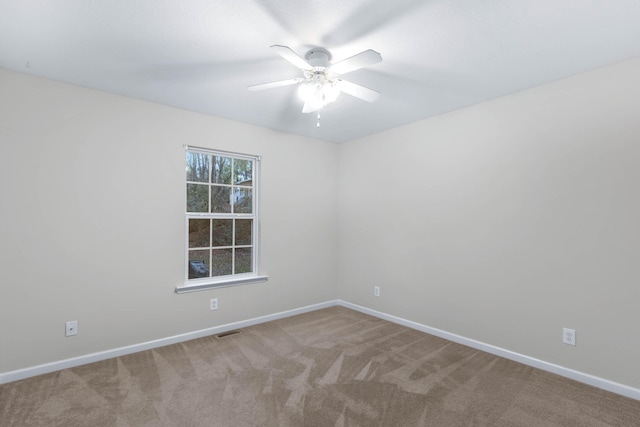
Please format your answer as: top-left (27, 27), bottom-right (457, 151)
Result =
top-left (248, 45), bottom-right (382, 116)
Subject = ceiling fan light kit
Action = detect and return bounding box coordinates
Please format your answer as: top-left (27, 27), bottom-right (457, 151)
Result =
top-left (297, 78), bottom-right (341, 113)
top-left (248, 45), bottom-right (382, 126)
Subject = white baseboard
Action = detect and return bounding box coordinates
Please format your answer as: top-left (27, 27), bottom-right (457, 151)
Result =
top-left (337, 300), bottom-right (640, 401)
top-left (3, 298), bottom-right (639, 402)
top-left (0, 300), bottom-right (338, 385)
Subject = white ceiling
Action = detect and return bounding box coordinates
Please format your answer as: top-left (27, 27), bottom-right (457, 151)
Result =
top-left (1, 1), bottom-right (639, 143)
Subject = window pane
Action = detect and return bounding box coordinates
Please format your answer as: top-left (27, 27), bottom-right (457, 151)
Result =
top-left (188, 250), bottom-right (210, 279)
top-left (211, 186), bottom-right (231, 213)
top-left (212, 249), bottom-right (232, 276)
top-left (188, 219), bottom-right (210, 248)
top-left (186, 152), bottom-right (209, 182)
top-left (187, 184), bottom-right (209, 212)
top-left (186, 150), bottom-right (258, 284)
top-left (235, 248), bottom-right (253, 274)
top-left (212, 219), bottom-right (232, 247)
top-left (233, 188), bottom-right (252, 213)
top-left (234, 159), bottom-right (253, 185)
top-left (212, 156), bottom-right (232, 184)
top-left (235, 219), bottom-right (252, 246)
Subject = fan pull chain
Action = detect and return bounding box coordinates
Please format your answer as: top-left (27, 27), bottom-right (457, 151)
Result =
top-left (317, 110), bottom-right (321, 128)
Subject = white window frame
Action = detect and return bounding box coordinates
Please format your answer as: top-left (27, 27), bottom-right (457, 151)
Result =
top-left (176, 145), bottom-right (267, 294)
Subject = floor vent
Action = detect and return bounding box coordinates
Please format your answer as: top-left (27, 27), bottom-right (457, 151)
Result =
top-left (216, 330), bottom-right (242, 339)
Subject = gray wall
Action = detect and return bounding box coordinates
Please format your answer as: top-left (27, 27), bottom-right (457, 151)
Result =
top-left (0, 69), bottom-right (339, 373)
top-left (338, 58), bottom-right (640, 388)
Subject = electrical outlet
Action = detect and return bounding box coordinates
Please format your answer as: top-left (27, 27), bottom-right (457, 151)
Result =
top-left (563, 328), bottom-right (576, 346)
top-left (374, 286), bottom-right (380, 297)
top-left (210, 298), bottom-right (218, 311)
top-left (65, 321), bottom-right (78, 337)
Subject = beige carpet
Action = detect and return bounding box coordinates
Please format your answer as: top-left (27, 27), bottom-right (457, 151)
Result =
top-left (1, 306), bottom-right (639, 426)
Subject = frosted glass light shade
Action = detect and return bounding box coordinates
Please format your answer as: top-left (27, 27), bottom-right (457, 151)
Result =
top-left (298, 80), bottom-right (341, 111)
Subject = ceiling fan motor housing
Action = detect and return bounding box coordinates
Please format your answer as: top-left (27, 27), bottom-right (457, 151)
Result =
top-left (305, 48), bottom-right (332, 68)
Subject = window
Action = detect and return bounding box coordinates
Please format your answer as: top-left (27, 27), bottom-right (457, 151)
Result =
top-left (177, 146), bottom-right (267, 293)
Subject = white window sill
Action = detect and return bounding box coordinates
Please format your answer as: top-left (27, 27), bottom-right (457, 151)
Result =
top-left (175, 275), bottom-right (268, 294)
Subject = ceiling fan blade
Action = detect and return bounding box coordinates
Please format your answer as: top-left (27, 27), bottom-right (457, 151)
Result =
top-left (337, 80), bottom-right (381, 103)
top-left (330, 49), bottom-right (382, 75)
top-left (247, 78), bottom-right (301, 91)
top-left (270, 45), bottom-right (313, 71)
